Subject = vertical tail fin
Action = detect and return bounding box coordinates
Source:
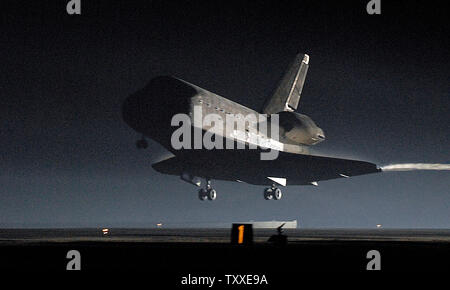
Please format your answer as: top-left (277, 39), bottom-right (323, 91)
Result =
top-left (262, 53), bottom-right (309, 114)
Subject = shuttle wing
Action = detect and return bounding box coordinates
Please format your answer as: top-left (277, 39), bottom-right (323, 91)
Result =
top-left (262, 53), bottom-right (309, 114)
top-left (152, 149), bottom-right (380, 186)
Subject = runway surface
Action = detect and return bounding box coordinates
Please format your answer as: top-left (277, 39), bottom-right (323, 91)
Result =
top-left (1, 228), bottom-right (449, 244)
top-left (1, 228), bottom-right (449, 272)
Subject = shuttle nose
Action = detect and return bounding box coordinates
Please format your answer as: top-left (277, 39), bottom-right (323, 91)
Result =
top-left (317, 129), bottom-right (325, 140)
top-left (313, 128), bottom-right (325, 143)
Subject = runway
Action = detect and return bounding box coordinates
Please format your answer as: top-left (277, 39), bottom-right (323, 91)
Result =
top-left (1, 228), bottom-right (450, 244)
top-left (1, 228), bottom-right (449, 272)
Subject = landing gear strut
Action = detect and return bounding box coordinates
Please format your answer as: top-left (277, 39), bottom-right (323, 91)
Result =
top-left (136, 136), bottom-right (148, 149)
top-left (198, 179), bottom-right (217, 201)
top-left (264, 184), bottom-right (282, 200)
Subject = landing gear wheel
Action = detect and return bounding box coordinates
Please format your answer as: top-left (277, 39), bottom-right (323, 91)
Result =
top-left (273, 188), bottom-right (282, 200)
top-left (264, 188), bottom-right (273, 200)
top-left (198, 189), bottom-right (208, 201)
top-left (207, 189), bottom-right (217, 201)
top-left (136, 138), bottom-right (148, 149)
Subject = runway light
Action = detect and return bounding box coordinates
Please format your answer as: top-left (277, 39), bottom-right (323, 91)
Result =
top-left (102, 228), bottom-right (109, 235)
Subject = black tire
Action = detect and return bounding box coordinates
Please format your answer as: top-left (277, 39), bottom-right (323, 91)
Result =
top-left (198, 189), bottom-right (208, 201)
top-left (264, 188), bottom-right (273, 200)
top-left (207, 189), bottom-right (217, 201)
top-left (273, 188), bottom-right (282, 200)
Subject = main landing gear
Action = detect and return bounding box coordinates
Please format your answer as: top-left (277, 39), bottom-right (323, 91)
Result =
top-left (264, 184), bottom-right (282, 200)
top-left (198, 179), bottom-right (217, 201)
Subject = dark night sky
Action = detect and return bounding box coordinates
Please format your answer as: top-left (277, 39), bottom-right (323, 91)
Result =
top-left (0, 0), bottom-right (448, 228)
